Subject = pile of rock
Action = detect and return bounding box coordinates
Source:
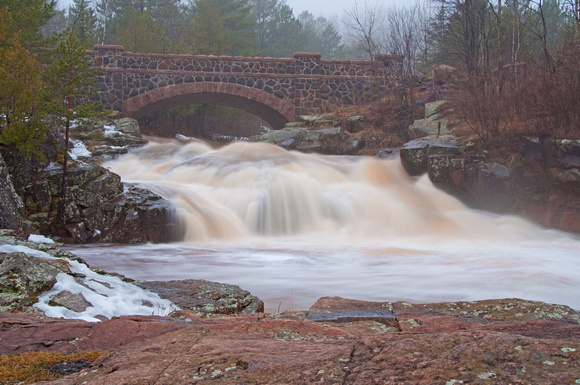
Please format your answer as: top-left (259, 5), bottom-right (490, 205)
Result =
top-left (252, 114), bottom-right (366, 155)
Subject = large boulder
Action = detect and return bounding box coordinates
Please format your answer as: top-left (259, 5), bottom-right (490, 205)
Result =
top-left (399, 137), bottom-right (459, 176)
top-left (86, 184), bottom-right (182, 244)
top-left (0, 252), bottom-right (71, 312)
top-left (135, 279), bottom-right (264, 315)
top-left (408, 100), bottom-right (461, 138)
top-left (400, 137), bottom-right (517, 212)
top-left (22, 165), bottom-right (180, 243)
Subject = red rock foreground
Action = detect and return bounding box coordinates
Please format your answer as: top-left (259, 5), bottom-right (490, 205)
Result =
top-left (2, 297), bottom-right (580, 385)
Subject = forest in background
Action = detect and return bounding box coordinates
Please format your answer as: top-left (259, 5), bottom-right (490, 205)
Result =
top-left (2, 0), bottom-right (580, 145)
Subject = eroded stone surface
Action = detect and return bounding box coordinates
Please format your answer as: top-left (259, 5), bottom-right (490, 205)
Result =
top-left (135, 279), bottom-right (264, 315)
top-left (4, 297), bottom-right (577, 385)
top-left (0, 252), bottom-right (71, 312)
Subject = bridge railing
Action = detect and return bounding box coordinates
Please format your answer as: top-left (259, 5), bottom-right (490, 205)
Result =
top-left (87, 45), bottom-right (402, 80)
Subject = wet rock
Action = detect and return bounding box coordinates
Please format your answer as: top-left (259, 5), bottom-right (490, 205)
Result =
top-left (135, 279), bottom-right (264, 315)
top-left (21, 164), bottom-right (179, 244)
top-left (399, 139), bottom-right (430, 175)
top-left (46, 359), bottom-right (93, 376)
top-left (376, 148), bottom-right (400, 160)
top-left (400, 137), bottom-right (458, 176)
top-left (48, 291), bottom-right (92, 313)
top-left (90, 184), bottom-right (182, 244)
top-left (0, 312), bottom-right (189, 354)
top-left (0, 252), bottom-right (71, 312)
top-left (466, 162), bottom-right (515, 211)
top-left (0, 153), bottom-right (24, 233)
top-left (436, 160), bottom-right (515, 212)
top-left (408, 100), bottom-right (461, 138)
top-left (340, 115), bottom-right (365, 133)
top-left (307, 296), bottom-right (396, 326)
top-left (252, 116), bottom-right (365, 155)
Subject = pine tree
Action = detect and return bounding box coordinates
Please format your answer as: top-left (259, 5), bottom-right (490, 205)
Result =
top-left (189, 0), bottom-right (232, 55)
top-left (0, 8), bottom-right (47, 158)
top-left (43, 32), bottom-right (100, 223)
top-left (0, 0), bottom-right (56, 49)
top-left (68, 0), bottom-right (97, 48)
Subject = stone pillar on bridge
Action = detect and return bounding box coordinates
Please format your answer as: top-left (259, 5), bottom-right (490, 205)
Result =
top-left (293, 52), bottom-right (322, 75)
top-left (91, 45), bottom-right (125, 111)
top-left (293, 52), bottom-right (323, 116)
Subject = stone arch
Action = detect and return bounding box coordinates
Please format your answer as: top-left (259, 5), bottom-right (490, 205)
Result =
top-left (122, 82), bottom-right (295, 129)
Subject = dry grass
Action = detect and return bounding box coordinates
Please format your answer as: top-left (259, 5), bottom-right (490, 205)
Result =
top-left (0, 351), bottom-right (101, 384)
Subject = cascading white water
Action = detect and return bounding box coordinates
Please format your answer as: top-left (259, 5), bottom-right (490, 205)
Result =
top-left (71, 139), bottom-right (580, 312)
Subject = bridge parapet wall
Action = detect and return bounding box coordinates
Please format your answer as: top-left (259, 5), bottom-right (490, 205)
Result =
top-left (87, 45), bottom-right (403, 123)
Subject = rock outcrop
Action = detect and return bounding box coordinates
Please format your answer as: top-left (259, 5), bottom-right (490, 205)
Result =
top-left (0, 252), bottom-right (71, 312)
top-left (2, 297), bottom-right (578, 385)
top-left (399, 137), bottom-right (517, 213)
top-left (0, 153), bottom-right (24, 233)
top-left (1, 118), bottom-right (182, 243)
top-left (252, 115), bottom-right (366, 155)
top-left (400, 104), bottom-right (580, 230)
top-left (21, 164), bottom-right (180, 244)
top-left (135, 280), bottom-right (264, 315)
top-left (0, 233), bottom-right (263, 318)
top-left (72, 117), bottom-right (147, 163)
top-left (408, 100), bottom-right (461, 138)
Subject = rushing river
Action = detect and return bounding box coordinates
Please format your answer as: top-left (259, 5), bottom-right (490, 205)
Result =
top-left (69, 139), bottom-right (580, 312)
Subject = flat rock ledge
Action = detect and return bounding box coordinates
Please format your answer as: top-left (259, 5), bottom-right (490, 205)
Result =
top-left (1, 297), bottom-right (578, 385)
top-left (135, 280), bottom-right (264, 315)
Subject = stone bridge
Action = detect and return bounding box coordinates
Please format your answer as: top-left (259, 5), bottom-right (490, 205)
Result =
top-left (89, 45), bottom-right (403, 129)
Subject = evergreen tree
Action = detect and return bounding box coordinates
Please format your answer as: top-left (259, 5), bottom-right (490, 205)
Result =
top-left (43, 32), bottom-right (100, 223)
top-left (0, 0), bottom-right (56, 50)
top-left (149, 0), bottom-right (186, 53)
top-left (68, 0), bottom-right (97, 48)
top-left (118, 9), bottom-right (162, 52)
top-left (215, 0), bottom-right (256, 55)
top-left (189, 0), bottom-right (231, 54)
top-left (0, 9), bottom-right (47, 158)
top-left (249, 0), bottom-right (278, 53)
top-left (262, 3), bottom-right (303, 57)
top-left (298, 11), bottom-right (344, 59)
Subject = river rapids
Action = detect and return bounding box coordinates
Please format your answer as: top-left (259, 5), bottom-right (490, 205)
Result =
top-left (70, 139), bottom-right (580, 312)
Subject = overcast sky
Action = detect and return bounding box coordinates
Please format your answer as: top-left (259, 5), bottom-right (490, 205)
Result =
top-left (55, 0), bottom-right (408, 19)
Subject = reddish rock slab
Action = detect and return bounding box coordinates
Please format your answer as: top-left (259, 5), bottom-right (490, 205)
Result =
top-left (25, 297), bottom-right (580, 385)
top-left (0, 312), bottom-right (190, 354)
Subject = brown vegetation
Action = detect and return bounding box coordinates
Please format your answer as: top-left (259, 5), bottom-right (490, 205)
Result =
top-left (453, 32), bottom-right (580, 148)
top-left (0, 351), bottom-right (101, 384)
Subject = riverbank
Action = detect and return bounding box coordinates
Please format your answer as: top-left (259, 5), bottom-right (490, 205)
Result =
top-left (2, 296), bottom-right (579, 384)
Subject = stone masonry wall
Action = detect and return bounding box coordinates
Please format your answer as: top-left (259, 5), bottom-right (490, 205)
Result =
top-left (88, 45), bottom-right (403, 123)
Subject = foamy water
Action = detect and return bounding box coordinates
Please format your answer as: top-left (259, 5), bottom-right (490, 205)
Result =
top-left (70, 139), bottom-right (580, 312)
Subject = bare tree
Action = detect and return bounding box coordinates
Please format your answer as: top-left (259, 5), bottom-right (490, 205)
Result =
top-left (342, 0), bottom-right (384, 61)
top-left (382, 4), bottom-right (430, 120)
top-left (522, 0), bottom-right (556, 73)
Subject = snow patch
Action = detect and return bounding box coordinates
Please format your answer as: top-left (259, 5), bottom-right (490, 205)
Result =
top-left (0, 244), bottom-right (178, 322)
top-left (104, 125), bottom-right (124, 136)
top-left (27, 234), bottom-right (55, 244)
top-left (69, 139), bottom-right (91, 160)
